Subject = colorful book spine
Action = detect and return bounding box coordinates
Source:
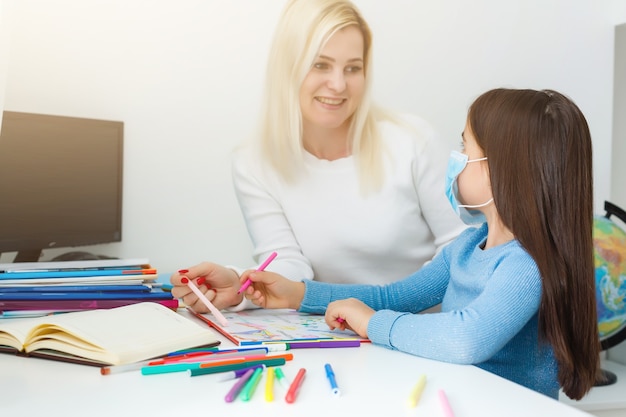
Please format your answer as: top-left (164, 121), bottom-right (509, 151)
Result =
top-left (0, 289), bottom-right (174, 301)
top-left (0, 268), bottom-right (157, 280)
top-left (0, 298), bottom-right (179, 312)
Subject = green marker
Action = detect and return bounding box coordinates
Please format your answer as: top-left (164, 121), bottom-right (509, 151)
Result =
top-left (188, 357), bottom-right (286, 377)
top-left (274, 367), bottom-right (290, 389)
top-left (240, 367), bottom-right (264, 401)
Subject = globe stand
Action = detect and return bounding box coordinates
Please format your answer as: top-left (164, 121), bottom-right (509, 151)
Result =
top-left (594, 368), bottom-right (617, 386)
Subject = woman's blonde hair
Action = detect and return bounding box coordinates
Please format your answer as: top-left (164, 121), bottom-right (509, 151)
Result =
top-left (259, 0), bottom-right (386, 191)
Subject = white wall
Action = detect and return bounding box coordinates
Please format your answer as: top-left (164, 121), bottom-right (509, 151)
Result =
top-left (2, 0), bottom-right (626, 273)
top-left (612, 23), bottom-right (626, 210)
top-left (607, 22), bottom-right (626, 367)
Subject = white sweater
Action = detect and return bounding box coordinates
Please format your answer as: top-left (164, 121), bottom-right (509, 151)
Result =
top-left (231, 115), bottom-right (467, 285)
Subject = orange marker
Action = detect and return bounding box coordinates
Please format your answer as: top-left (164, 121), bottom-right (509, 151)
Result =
top-left (198, 352), bottom-right (293, 368)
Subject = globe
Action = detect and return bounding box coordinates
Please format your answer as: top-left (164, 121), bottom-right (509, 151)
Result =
top-left (594, 215), bottom-right (626, 350)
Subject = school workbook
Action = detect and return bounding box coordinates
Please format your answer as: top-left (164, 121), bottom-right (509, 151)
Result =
top-left (0, 302), bottom-right (219, 366)
top-left (191, 308), bottom-right (369, 346)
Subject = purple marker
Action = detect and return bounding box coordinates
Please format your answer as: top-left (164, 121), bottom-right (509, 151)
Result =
top-left (224, 368), bottom-right (255, 402)
top-left (287, 340), bottom-right (361, 349)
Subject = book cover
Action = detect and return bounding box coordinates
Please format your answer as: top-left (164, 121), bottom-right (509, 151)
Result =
top-left (0, 298), bottom-right (179, 312)
top-left (0, 258), bottom-right (151, 272)
top-left (0, 289), bottom-right (173, 300)
top-left (191, 308), bottom-right (369, 346)
top-left (0, 284), bottom-right (152, 293)
top-left (0, 274), bottom-right (158, 286)
top-left (0, 302), bottom-right (219, 366)
top-left (0, 268), bottom-right (157, 280)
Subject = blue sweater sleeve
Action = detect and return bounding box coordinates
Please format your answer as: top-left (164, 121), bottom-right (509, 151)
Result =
top-left (299, 226), bottom-right (542, 366)
top-left (300, 252), bottom-right (451, 314)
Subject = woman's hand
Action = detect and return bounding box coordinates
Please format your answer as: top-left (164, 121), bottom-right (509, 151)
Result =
top-left (241, 270), bottom-right (305, 310)
top-left (325, 298), bottom-right (375, 338)
top-left (170, 262), bottom-right (242, 312)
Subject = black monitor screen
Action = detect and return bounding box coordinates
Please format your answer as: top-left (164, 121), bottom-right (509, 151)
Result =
top-left (0, 111), bottom-right (123, 262)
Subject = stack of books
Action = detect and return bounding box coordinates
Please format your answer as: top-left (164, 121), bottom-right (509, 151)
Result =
top-left (0, 258), bottom-right (178, 317)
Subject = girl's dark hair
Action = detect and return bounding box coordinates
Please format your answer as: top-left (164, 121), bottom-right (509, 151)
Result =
top-left (468, 88), bottom-right (599, 400)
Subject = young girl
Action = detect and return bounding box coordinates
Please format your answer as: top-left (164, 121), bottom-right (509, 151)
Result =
top-left (240, 88), bottom-right (600, 400)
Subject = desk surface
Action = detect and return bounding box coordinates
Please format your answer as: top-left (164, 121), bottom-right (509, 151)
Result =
top-left (0, 310), bottom-right (592, 417)
top-left (560, 359), bottom-right (626, 411)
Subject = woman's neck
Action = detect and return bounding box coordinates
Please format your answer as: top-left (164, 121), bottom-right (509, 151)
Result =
top-left (302, 122), bottom-right (351, 161)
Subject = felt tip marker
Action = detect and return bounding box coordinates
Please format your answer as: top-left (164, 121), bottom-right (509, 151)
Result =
top-left (438, 389), bottom-right (456, 417)
top-left (216, 364), bottom-right (265, 382)
top-left (180, 276), bottom-right (228, 327)
top-left (274, 367), bottom-right (290, 390)
top-left (237, 252), bottom-right (277, 294)
top-left (286, 340), bottom-right (361, 349)
top-left (324, 363), bottom-right (341, 397)
top-left (261, 343), bottom-right (288, 352)
top-left (265, 367), bottom-right (275, 402)
top-left (224, 368), bottom-right (255, 403)
top-left (407, 374), bottom-right (427, 408)
top-left (240, 367), bottom-right (264, 401)
top-left (188, 357), bottom-right (286, 377)
top-left (285, 367), bottom-right (306, 404)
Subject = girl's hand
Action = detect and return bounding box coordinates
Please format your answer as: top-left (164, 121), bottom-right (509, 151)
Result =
top-left (170, 263), bottom-right (242, 312)
top-left (242, 270), bottom-right (305, 310)
top-left (325, 298), bottom-right (375, 338)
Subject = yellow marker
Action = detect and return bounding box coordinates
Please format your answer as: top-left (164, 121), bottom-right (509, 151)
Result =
top-left (265, 367), bottom-right (275, 402)
top-left (407, 374), bottom-right (427, 408)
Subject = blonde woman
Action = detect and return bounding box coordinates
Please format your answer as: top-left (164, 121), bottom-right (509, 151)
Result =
top-left (171, 0), bottom-right (466, 312)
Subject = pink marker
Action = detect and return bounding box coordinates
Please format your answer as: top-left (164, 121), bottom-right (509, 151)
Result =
top-left (438, 389), bottom-right (455, 417)
top-left (181, 276), bottom-right (228, 327)
top-left (237, 252), bottom-right (278, 294)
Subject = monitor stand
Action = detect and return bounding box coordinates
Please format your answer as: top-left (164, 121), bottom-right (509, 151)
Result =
top-left (12, 249), bottom-right (44, 263)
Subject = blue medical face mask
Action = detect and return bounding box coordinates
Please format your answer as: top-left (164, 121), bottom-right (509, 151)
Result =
top-left (445, 150), bottom-right (492, 225)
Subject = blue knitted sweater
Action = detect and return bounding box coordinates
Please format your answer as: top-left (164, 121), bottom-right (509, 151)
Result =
top-left (299, 224), bottom-right (559, 398)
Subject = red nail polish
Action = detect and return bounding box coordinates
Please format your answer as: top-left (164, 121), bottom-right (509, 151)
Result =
top-left (181, 277), bottom-right (189, 284)
top-left (178, 269), bottom-right (189, 274)
top-left (196, 277), bottom-right (206, 286)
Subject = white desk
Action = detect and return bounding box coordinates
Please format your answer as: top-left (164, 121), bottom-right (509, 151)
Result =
top-left (0, 310), bottom-right (593, 417)
top-left (560, 360), bottom-right (626, 412)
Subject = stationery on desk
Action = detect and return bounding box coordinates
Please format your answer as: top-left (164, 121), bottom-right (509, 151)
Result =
top-left (285, 367), bottom-right (307, 403)
top-left (0, 297), bottom-right (179, 315)
top-left (181, 276), bottom-right (228, 327)
top-left (0, 258), bottom-right (177, 315)
top-left (237, 251), bottom-right (278, 294)
top-left (0, 268), bottom-right (157, 279)
top-left (0, 302), bottom-right (219, 366)
top-left (407, 374), bottom-right (427, 408)
top-left (0, 257), bottom-right (152, 272)
top-left (190, 307), bottom-right (368, 346)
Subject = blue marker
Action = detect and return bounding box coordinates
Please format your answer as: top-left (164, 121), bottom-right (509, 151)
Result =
top-left (324, 363), bottom-right (341, 397)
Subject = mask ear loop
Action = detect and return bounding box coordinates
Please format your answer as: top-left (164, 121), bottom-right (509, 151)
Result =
top-left (458, 198), bottom-right (493, 209)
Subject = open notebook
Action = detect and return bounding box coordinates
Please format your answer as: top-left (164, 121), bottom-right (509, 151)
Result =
top-left (0, 302), bottom-right (219, 366)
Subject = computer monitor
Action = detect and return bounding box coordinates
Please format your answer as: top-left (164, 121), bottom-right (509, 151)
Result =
top-left (0, 111), bottom-right (124, 262)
